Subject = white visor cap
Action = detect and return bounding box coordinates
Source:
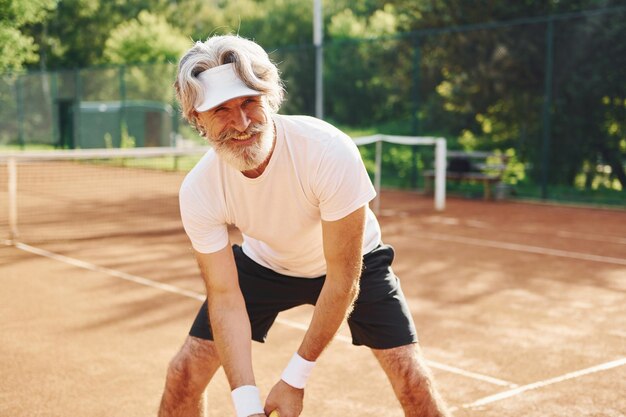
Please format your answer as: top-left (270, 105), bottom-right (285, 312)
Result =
top-left (194, 63), bottom-right (262, 112)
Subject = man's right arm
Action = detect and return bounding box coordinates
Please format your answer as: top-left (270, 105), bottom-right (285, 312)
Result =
top-left (195, 245), bottom-right (264, 416)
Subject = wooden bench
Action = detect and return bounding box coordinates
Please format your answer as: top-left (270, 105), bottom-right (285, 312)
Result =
top-left (424, 151), bottom-right (507, 200)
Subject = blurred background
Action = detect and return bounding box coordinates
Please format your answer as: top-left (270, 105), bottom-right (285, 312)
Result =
top-left (1, 0), bottom-right (624, 207)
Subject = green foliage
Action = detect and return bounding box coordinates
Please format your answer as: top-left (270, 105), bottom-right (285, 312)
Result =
top-left (26, 0), bottom-right (171, 69)
top-left (0, 26), bottom-right (38, 71)
top-left (103, 123), bottom-right (135, 152)
top-left (0, 0), bottom-right (56, 26)
top-left (103, 11), bottom-right (189, 65)
top-left (329, 4), bottom-right (399, 38)
top-left (0, 0), bottom-right (57, 71)
top-left (123, 63), bottom-right (178, 103)
top-left (100, 11), bottom-right (186, 103)
top-left (165, 0), bottom-right (313, 47)
top-left (491, 149), bottom-right (525, 185)
top-left (2, 0), bottom-right (625, 203)
top-left (405, 1), bottom-right (626, 193)
top-left (357, 143), bottom-right (422, 190)
top-left (324, 4), bottom-right (407, 125)
top-left (329, 9), bottom-right (366, 38)
top-left (120, 122), bottom-right (136, 148)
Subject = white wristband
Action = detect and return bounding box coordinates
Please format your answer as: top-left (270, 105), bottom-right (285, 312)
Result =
top-left (280, 353), bottom-right (316, 389)
top-left (231, 385), bottom-right (264, 417)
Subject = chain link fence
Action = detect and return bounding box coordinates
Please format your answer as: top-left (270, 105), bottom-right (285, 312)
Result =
top-left (1, 8), bottom-right (624, 206)
top-left (0, 63), bottom-right (177, 149)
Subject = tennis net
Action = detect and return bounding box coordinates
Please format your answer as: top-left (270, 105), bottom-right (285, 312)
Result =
top-left (1, 136), bottom-right (445, 245)
top-left (0, 147), bottom-right (210, 245)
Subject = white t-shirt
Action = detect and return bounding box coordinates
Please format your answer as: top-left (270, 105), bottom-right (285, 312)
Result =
top-left (179, 114), bottom-right (381, 278)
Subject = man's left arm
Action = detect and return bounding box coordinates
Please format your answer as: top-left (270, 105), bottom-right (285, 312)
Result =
top-left (264, 205), bottom-right (366, 417)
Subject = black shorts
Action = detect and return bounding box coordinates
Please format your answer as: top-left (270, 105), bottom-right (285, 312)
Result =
top-left (189, 243), bottom-right (418, 349)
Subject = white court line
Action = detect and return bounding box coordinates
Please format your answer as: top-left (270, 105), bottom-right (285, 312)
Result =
top-left (426, 361), bottom-right (517, 388)
top-left (425, 216), bottom-right (626, 245)
top-left (556, 230), bottom-right (626, 245)
top-left (13, 242), bottom-right (206, 302)
top-left (274, 318), bottom-right (517, 387)
top-left (461, 357), bottom-right (626, 409)
top-left (11, 241), bottom-right (516, 388)
top-left (419, 231), bottom-right (626, 266)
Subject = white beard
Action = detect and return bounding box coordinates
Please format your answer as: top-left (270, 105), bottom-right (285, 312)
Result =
top-left (211, 122), bottom-right (274, 172)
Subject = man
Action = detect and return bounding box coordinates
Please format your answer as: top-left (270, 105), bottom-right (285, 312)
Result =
top-left (159, 35), bottom-right (451, 417)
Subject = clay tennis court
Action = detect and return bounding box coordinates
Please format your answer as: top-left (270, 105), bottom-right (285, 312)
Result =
top-left (1, 162), bottom-right (625, 417)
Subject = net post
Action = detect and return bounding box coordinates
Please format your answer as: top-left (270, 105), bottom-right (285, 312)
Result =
top-left (373, 138), bottom-right (383, 215)
top-left (8, 157), bottom-right (19, 243)
top-left (434, 138), bottom-right (446, 211)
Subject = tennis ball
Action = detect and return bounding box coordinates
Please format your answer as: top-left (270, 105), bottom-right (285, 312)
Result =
top-left (269, 411), bottom-right (279, 417)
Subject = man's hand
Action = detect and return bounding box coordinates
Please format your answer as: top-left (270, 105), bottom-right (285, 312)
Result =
top-left (264, 380), bottom-right (304, 417)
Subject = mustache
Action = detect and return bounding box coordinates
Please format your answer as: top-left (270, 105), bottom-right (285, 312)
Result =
top-left (215, 123), bottom-right (266, 143)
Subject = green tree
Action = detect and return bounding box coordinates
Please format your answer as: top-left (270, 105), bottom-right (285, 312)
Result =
top-left (102, 11), bottom-right (189, 103)
top-left (551, 14), bottom-right (626, 190)
top-left (325, 4), bottom-right (407, 125)
top-left (27, 0), bottom-right (170, 69)
top-left (103, 10), bottom-right (189, 64)
top-left (390, 0), bottom-right (625, 191)
top-left (165, 0), bottom-right (312, 47)
top-left (0, 0), bottom-right (57, 71)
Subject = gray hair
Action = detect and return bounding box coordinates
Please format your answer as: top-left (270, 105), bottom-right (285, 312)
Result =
top-left (175, 35), bottom-right (284, 128)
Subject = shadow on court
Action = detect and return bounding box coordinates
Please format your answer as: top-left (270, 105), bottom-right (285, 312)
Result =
top-left (1, 190), bottom-right (625, 416)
